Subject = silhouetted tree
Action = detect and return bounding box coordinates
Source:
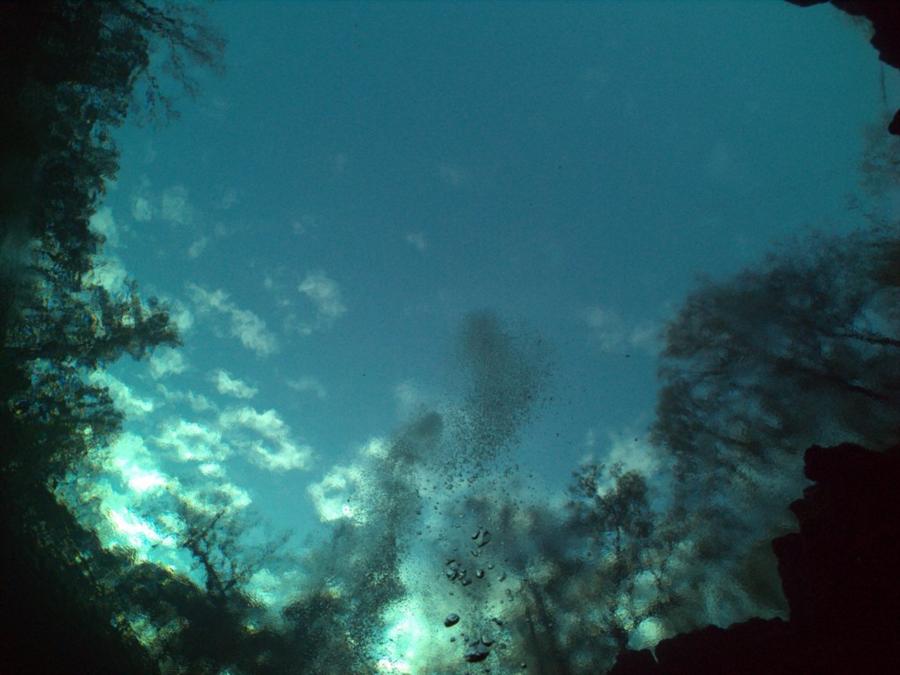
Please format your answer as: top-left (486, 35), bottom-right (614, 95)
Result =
top-left (2, 1), bottom-right (223, 281)
top-left (653, 230), bottom-right (900, 487)
top-left (109, 500), bottom-right (293, 675)
top-left (646, 226), bottom-right (900, 646)
top-left (564, 464), bottom-right (680, 660)
top-left (0, 2), bottom-right (225, 671)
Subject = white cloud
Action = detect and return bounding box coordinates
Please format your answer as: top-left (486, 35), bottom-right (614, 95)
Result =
top-left (155, 418), bottom-right (231, 463)
top-left (132, 196), bottom-right (153, 222)
top-left (628, 322), bottom-right (661, 353)
top-left (306, 436), bottom-right (389, 524)
top-left (219, 406), bottom-right (313, 472)
top-left (181, 481), bottom-right (252, 514)
top-left (307, 464), bottom-right (368, 523)
top-left (89, 371), bottom-right (154, 417)
top-left (405, 232), bottom-right (427, 252)
top-left (576, 427), bottom-right (672, 500)
top-left (604, 430), bottom-right (664, 478)
top-left (286, 376), bottom-right (327, 399)
top-left (189, 284), bottom-right (278, 356)
top-left (211, 369), bottom-right (258, 399)
top-left (583, 306), bottom-right (625, 351)
top-left (631, 617), bottom-right (666, 651)
top-left (161, 185), bottom-right (193, 225)
top-left (169, 300), bottom-right (195, 334)
top-left (394, 380), bottom-right (427, 419)
top-left (186, 391), bottom-right (215, 412)
top-left (83, 254), bottom-right (128, 293)
top-left (156, 384), bottom-right (216, 413)
top-left (297, 271), bottom-right (346, 332)
top-left (360, 436), bottom-right (389, 459)
top-left (107, 432), bottom-right (174, 495)
top-left (198, 462), bottom-right (226, 478)
top-left (244, 567), bottom-right (305, 613)
top-left (583, 306), bottom-right (660, 355)
top-left (148, 347), bottom-right (187, 379)
top-left (187, 235), bottom-right (209, 259)
top-left (245, 439), bottom-right (311, 472)
top-left (89, 207), bottom-right (119, 247)
top-left (107, 507), bottom-right (173, 550)
top-left (230, 306), bottom-right (277, 355)
top-left (59, 475), bottom-right (177, 564)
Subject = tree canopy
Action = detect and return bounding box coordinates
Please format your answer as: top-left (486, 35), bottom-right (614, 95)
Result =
top-left (653, 230), bottom-right (900, 485)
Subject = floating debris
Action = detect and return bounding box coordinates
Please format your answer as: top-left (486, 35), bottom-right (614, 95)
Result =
top-left (444, 613), bottom-right (460, 627)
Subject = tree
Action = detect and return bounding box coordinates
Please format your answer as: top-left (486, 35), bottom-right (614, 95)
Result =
top-left (110, 499), bottom-right (293, 675)
top-left (1, 0), bottom-right (224, 284)
top-left (2, 244), bottom-right (179, 482)
top-left (643, 227), bottom-right (900, 640)
top-left (458, 468), bottom-right (680, 673)
top-left (1, 0), bottom-right (222, 482)
top-left (0, 2), bottom-right (225, 671)
top-left (565, 464), bottom-right (679, 659)
top-left (652, 230), bottom-right (900, 489)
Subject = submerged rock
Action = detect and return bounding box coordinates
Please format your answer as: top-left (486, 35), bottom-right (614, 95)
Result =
top-left (444, 613), bottom-right (460, 627)
top-left (464, 639), bottom-right (491, 662)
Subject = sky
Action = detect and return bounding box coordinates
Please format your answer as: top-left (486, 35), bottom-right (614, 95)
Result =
top-left (71, 0), bottom-right (898, 645)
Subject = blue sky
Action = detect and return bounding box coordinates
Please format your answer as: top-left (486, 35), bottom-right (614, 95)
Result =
top-left (68, 0), bottom-right (897, 664)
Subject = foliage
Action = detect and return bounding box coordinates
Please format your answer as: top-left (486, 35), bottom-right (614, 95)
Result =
top-left (652, 230), bottom-right (900, 485)
top-left (1, 0), bottom-right (224, 283)
top-left (114, 500), bottom-right (291, 675)
top-left (563, 464), bottom-right (680, 661)
top-left (0, 1), bottom-right (231, 672)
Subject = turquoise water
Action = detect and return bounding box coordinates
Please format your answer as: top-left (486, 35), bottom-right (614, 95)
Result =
top-left (5, 1), bottom-right (900, 673)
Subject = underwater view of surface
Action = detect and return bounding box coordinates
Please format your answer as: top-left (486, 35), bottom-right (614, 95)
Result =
top-left (3, 1), bottom-right (900, 673)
